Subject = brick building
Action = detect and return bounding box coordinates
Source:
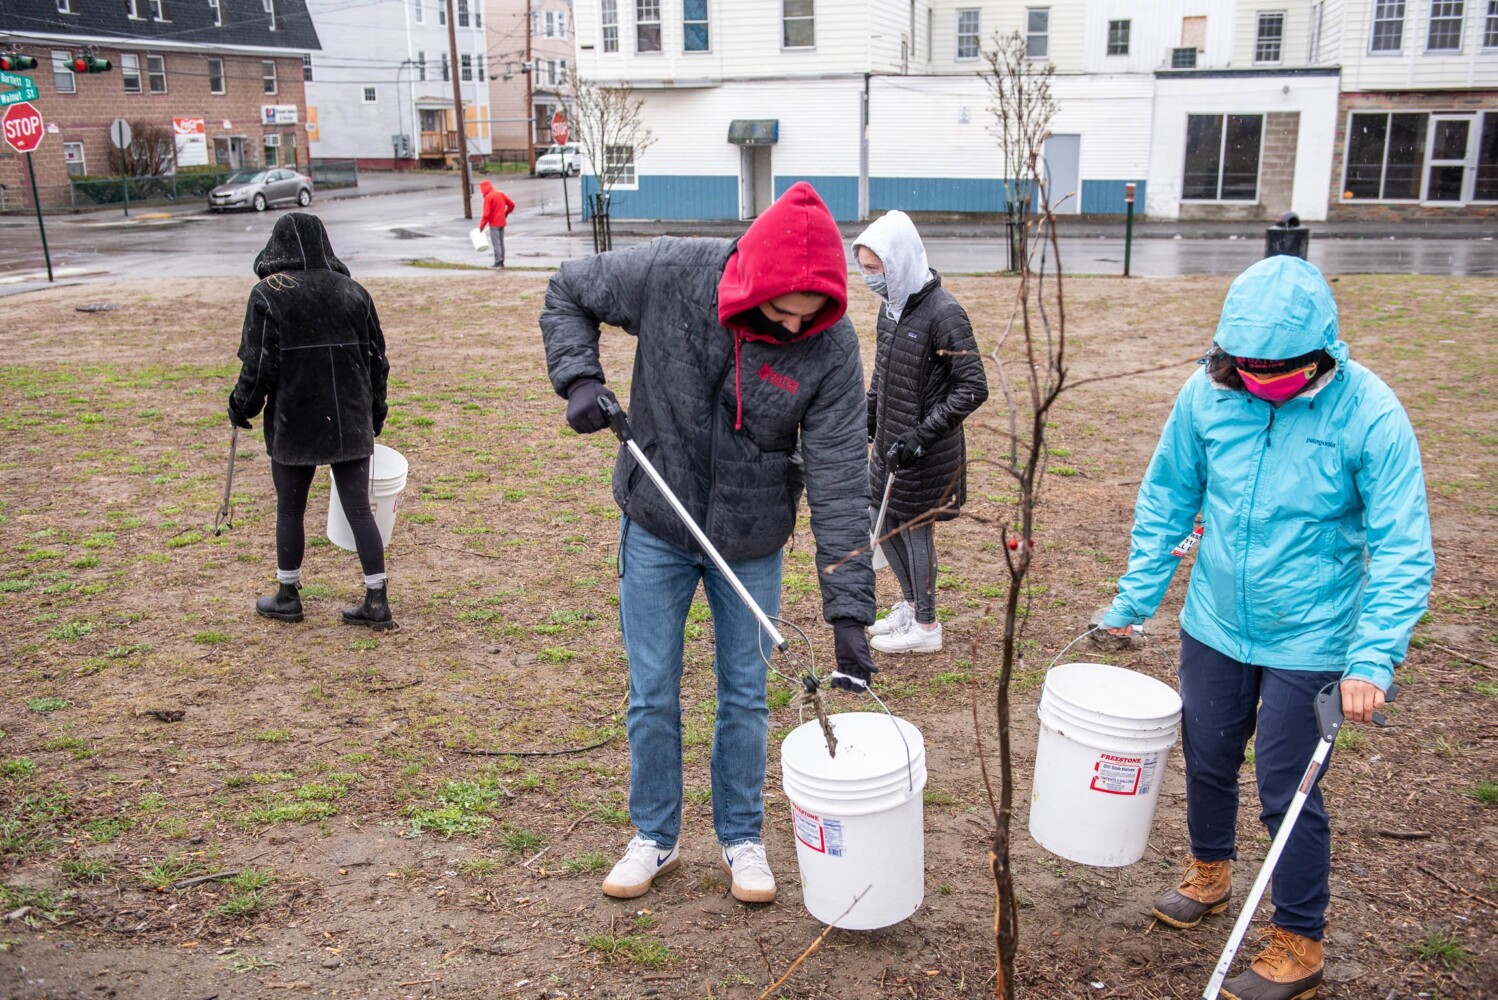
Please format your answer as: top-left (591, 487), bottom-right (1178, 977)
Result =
top-left (1, 0), bottom-right (319, 207)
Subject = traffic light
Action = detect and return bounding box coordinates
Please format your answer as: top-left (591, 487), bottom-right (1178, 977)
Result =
top-left (0, 52), bottom-right (39, 71)
top-left (71, 54), bottom-right (112, 73)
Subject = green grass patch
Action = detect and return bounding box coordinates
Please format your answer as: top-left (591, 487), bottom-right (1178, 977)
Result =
top-left (1410, 925), bottom-right (1470, 969)
top-left (45, 621), bottom-right (92, 641)
top-left (561, 851), bottom-right (611, 874)
top-left (247, 800), bottom-right (337, 824)
top-left (253, 730), bottom-right (292, 743)
top-left (584, 933), bottom-right (677, 967)
top-left (61, 858), bottom-right (115, 882)
top-left (2, 757), bottom-right (38, 779)
top-left (193, 631), bottom-right (231, 645)
top-left (0, 884), bottom-right (73, 927)
top-left (498, 827), bottom-right (544, 854)
top-left (210, 889), bottom-right (266, 919)
top-left (538, 647), bottom-right (577, 664)
top-left (27, 697), bottom-right (70, 713)
top-left (1465, 780), bottom-right (1498, 805)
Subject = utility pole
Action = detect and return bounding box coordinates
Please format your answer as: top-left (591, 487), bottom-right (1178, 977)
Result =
top-left (445, 0), bottom-right (472, 219)
top-left (524, 0), bottom-right (534, 172)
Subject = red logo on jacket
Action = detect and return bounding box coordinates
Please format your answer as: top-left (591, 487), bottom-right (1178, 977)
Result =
top-left (758, 362), bottom-right (799, 394)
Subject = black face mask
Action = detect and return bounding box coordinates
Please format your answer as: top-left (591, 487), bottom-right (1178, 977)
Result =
top-left (734, 306), bottom-right (801, 343)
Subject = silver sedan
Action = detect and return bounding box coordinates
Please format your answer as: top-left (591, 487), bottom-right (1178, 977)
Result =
top-left (208, 168), bottom-right (314, 213)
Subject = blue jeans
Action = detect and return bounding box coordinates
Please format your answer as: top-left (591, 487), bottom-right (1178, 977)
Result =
top-left (1179, 631), bottom-right (1343, 940)
top-left (618, 518), bottom-right (782, 849)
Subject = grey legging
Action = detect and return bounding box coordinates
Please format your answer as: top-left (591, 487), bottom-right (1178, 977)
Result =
top-left (872, 511), bottom-right (937, 625)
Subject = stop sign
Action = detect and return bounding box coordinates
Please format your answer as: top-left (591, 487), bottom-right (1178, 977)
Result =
top-left (2, 101), bottom-right (44, 154)
top-left (550, 110), bottom-right (568, 145)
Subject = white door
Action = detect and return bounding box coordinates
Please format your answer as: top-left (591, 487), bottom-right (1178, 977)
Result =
top-left (740, 145), bottom-right (774, 219)
top-left (1423, 115), bottom-right (1474, 203)
top-left (1041, 134), bottom-right (1081, 214)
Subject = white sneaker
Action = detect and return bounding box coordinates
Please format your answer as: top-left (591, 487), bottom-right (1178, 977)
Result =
top-left (601, 834), bottom-right (680, 899)
top-left (867, 601), bottom-right (913, 637)
top-left (871, 621), bottom-right (943, 654)
top-left (722, 841), bottom-right (777, 903)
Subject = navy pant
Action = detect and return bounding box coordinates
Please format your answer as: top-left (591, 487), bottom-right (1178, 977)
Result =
top-left (1178, 631), bottom-right (1343, 940)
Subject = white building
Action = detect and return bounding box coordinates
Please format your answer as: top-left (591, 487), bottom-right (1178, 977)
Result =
top-left (305, 0), bottom-right (492, 168)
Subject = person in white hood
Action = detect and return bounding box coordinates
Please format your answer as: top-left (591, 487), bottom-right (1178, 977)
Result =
top-left (853, 211), bottom-right (989, 653)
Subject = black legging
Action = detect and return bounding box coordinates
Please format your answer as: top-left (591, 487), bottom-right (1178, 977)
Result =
top-left (271, 459), bottom-right (385, 579)
top-left (875, 513), bottom-right (938, 625)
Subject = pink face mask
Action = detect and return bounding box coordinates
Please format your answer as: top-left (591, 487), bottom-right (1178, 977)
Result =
top-left (1237, 363), bottom-right (1317, 403)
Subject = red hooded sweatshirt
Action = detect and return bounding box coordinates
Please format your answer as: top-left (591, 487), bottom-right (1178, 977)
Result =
top-left (479, 180), bottom-right (516, 230)
top-left (716, 181), bottom-right (848, 428)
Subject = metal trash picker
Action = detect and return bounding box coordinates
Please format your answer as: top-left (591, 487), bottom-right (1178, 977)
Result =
top-left (1201, 681), bottom-right (1399, 999)
top-left (598, 396), bottom-right (840, 756)
top-left (870, 472), bottom-right (895, 572)
top-left (213, 426), bottom-right (239, 536)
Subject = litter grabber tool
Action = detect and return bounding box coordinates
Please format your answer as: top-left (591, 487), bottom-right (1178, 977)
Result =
top-left (870, 472), bottom-right (894, 572)
top-left (598, 396), bottom-right (840, 756)
top-left (1201, 681), bottom-right (1399, 1000)
top-left (213, 425), bottom-right (239, 537)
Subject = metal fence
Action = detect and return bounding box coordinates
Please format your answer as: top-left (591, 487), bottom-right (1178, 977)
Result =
top-left (1, 162), bottom-right (359, 214)
top-left (310, 158), bottom-right (358, 189)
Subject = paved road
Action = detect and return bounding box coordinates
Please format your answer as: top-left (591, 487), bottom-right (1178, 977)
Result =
top-left (2, 173), bottom-right (1495, 287)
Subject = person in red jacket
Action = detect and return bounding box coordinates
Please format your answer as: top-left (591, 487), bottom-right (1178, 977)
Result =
top-left (478, 179), bottom-right (515, 268)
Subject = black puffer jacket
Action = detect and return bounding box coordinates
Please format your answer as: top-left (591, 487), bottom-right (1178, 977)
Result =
top-left (867, 275), bottom-right (989, 521)
top-left (541, 211), bottom-right (875, 623)
top-left (229, 213), bottom-right (389, 466)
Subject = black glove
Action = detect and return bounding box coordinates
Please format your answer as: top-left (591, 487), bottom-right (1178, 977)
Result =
top-left (227, 399), bottom-right (252, 429)
top-left (885, 433), bottom-right (923, 469)
top-left (564, 379), bottom-right (618, 434)
top-left (829, 619), bottom-right (878, 692)
top-left (373, 418), bottom-right (384, 438)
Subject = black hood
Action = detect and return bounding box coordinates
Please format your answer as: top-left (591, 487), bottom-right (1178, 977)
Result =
top-left (254, 213), bottom-right (350, 279)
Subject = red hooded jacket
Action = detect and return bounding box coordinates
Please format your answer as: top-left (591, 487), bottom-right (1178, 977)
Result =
top-left (716, 181), bottom-right (848, 427)
top-left (479, 180), bottom-right (515, 230)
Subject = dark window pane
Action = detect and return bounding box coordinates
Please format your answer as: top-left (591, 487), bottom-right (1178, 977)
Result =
top-left (1383, 113), bottom-right (1427, 198)
top-left (784, 0), bottom-right (812, 16)
top-left (684, 22), bottom-right (709, 50)
top-left (637, 24), bottom-right (661, 51)
top-left (1107, 19), bottom-right (1129, 55)
top-left (1430, 118), bottom-right (1469, 159)
top-left (1183, 115), bottom-right (1223, 199)
top-left (1220, 115), bottom-right (1263, 200)
top-left (683, 0), bottom-right (706, 17)
top-left (1475, 114), bottom-right (1498, 200)
top-left (1345, 113), bottom-right (1388, 198)
top-left (1426, 164), bottom-right (1465, 199)
top-left (784, 18), bottom-right (814, 47)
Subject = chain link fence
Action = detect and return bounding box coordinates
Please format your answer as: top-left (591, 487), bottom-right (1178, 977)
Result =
top-left (1, 160), bottom-right (360, 214)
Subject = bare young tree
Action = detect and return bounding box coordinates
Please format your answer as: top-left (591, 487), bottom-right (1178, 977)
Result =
top-left (105, 121), bottom-right (177, 177)
top-left (982, 31), bottom-right (1058, 272)
top-left (565, 67), bottom-right (657, 251)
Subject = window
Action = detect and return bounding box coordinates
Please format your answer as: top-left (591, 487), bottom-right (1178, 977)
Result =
top-left (126, 0), bottom-right (142, 18)
top-left (209, 0), bottom-right (221, 26)
top-left (601, 0), bottom-right (619, 52)
top-left (147, 53), bottom-right (166, 92)
top-left (1475, 113), bottom-right (1498, 198)
top-left (636, 0), bottom-right (662, 52)
top-left (460, 53), bottom-right (473, 81)
top-left (1107, 19), bottom-right (1130, 55)
top-left (1255, 12), bottom-right (1285, 63)
top-left (207, 57), bottom-right (225, 93)
top-left (121, 52), bottom-right (141, 93)
top-left (783, 0), bottom-right (814, 48)
top-left (441, 53), bottom-right (449, 81)
top-left (56, 0), bottom-right (72, 13)
top-left (412, 0), bottom-right (423, 24)
top-left (559, 57), bottom-right (569, 81)
top-left (458, 0), bottom-right (469, 27)
top-left (51, 50), bottom-right (76, 93)
top-left (438, 1), bottom-right (445, 26)
top-left (63, 141), bottom-right (86, 176)
top-left (1309, 2), bottom-right (1325, 59)
top-left (606, 144), bottom-right (636, 185)
top-left (1183, 114), bottom-right (1264, 200)
top-left (1427, 0), bottom-right (1464, 50)
top-left (302, 54), bottom-right (313, 81)
top-left (149, 0), bottom-right (167, 20)
top-left (1026, 7), bottom-right (1050, 59)
top-left (263, 0), bottom-right (277, 30)
top-left (1344, 112), bottom-right (1428, 199)
top-left (545, 10), bottom-right (555, 36)
top-left (363, 87), bottom-right (377, 103)
top-left (477, 54), bottom-right (486, 81)
top-left (1172, 46), bottom-right (1198, 67)
top-left (684, 0), bottom-right (709, 51)
top-left (1371, 0), bottom-right (1406, 50)
top-left (557, 10), bottom-right (566, 36)
top-left (262, 59), bottom-right (278, 95)
top-left (956, 9), bottom-right (980, 59)
top-left (1485, 0), bottom-right (1498, 45)
top-left (417, 51), bottom-right (426, 81)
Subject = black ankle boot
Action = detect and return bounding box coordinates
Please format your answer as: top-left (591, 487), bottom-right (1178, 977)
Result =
top-left (342, 586), bottom-right (395, 630)
top-left (255, 583), bottom-right (303, 623)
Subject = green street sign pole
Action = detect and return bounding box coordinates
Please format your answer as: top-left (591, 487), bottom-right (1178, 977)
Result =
top-left (25, 152), bottom-right (54, 283)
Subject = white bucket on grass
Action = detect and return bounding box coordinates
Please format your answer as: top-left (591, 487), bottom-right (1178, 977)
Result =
top-left (1028, 661), bottom-right (1181, 867)
top-left (780, 712), bottom-right (926, 929)
top-left (327, 444), bottom-right (408, 551)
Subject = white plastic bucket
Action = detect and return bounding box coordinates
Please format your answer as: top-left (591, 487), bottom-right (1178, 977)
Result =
top-left (327, 444), bottom-right (408, 551)
top-left (780, 712), bottom-right (927, 929)
top-left (1028, 661), bottom-right (1182, 867)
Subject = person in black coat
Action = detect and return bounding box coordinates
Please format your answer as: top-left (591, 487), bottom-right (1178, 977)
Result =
top-left (227, 213), bottom-right (394, 629)
top-left (854, 210), bottom-right (989, 654)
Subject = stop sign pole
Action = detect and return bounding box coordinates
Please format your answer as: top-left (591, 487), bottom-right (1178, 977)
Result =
top-left (2, 101), bottom-right (52, 282)
top-left (551, 110), bottom-right (570, 232)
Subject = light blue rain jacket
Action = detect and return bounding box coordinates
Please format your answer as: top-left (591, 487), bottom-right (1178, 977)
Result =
top-left (1102, 256), bottom-right (1434, 692)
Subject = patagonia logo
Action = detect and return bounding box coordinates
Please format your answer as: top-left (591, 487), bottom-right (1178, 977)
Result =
top-left (758, 363), bottom-right (799, 394)
top-left (1306, 437), bottom-right (1336, 448)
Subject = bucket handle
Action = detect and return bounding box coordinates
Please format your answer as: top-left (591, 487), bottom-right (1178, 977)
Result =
top-left (1046, 625), bottom-right (1176, 675)
top-left (797, 682), bottom-right (918, 795)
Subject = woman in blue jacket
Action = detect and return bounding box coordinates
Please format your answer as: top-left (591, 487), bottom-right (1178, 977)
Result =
top-left (1101, 255), bottom-right (1433, 1000)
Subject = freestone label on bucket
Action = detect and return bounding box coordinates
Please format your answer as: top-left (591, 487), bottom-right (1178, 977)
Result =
top-left (792, 802), bottom-right (845, 857)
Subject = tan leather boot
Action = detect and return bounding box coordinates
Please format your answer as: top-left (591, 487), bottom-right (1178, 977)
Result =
top-left (1221, 925), bottom-right (1324, 1000)
top-left (1152, 856), bottom-right (1232, 928)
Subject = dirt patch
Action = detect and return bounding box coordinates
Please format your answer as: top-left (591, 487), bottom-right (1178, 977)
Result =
top-left (0, 273), bottom-right (1493, 999)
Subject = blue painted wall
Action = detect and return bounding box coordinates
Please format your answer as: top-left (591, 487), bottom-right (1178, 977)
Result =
top-left (1080, 180), bottom-right (1147, 215)
top-left (773, 176), bottom-right (859, 222)
top-left (871, 177), bottom-right (1010, 214)
top-left (581, 174), bottom-right (739, 220)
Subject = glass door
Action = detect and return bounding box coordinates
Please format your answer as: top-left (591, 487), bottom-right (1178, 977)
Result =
top-left (1424, 115), bottom-right (1473, 202)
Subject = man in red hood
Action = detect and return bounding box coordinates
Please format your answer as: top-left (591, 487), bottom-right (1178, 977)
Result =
top-left (477, 179), bottom-right (515, 268)
top-left (541, 182), bottom-right (877, 905)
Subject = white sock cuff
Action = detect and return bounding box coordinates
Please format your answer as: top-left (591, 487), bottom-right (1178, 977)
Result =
top-left (277, 568), bottom-right (302, 585)
top-left (363, 573), bottom-right (388, 589)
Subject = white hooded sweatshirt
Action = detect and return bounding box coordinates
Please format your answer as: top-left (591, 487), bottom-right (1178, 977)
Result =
top-left (852, 210), bottom-right (934, 323)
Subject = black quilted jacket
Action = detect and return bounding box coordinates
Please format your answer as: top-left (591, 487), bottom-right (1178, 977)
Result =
top-left (867, 274), bottom-right (989, 521)
top-left (541, 236), bottom-right (875, 624)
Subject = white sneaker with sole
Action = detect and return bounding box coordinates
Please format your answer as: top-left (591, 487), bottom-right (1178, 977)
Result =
top-left (722, 841), bottom-right (777, 903)
top-left (601, 834), bottom-right (680, 899)
top-left (867, 601), bottom-right (913, 637)
top-left (871, 621), bottom-right (943, 654)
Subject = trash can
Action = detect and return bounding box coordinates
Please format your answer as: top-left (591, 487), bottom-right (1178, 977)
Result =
top-left (1264, 212), bottom-right (1309, 260)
